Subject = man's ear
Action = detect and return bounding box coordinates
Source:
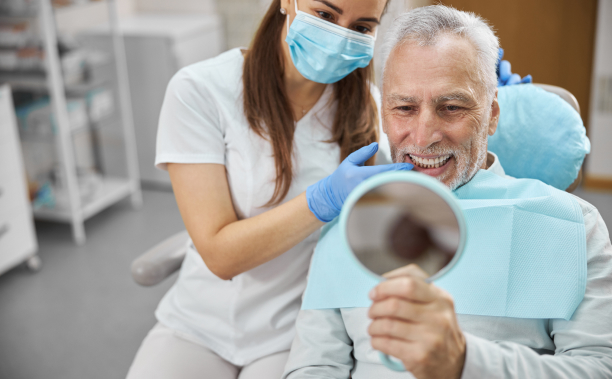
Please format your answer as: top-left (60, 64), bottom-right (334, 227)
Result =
top-left (381, 108), bottom-right (388, 134)
top-left (488, 88), bottom-right (500, 136)
top-left (380, 86), bottom-right (389, 134)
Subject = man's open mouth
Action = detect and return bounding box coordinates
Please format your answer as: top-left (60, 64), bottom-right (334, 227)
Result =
top-left (408, 154), bottom-right (452, 169)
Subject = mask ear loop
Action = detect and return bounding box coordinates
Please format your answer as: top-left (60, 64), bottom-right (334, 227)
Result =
top-left (287, 0), bottom-right (299, 34)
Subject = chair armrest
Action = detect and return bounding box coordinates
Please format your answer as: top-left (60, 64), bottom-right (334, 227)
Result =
top-left (566, 168), bottom-right (583, 193)
top-left (131, 230), bottom-right (190, 286)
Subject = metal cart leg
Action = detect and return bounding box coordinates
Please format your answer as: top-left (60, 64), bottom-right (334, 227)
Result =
top-left (107, 0), bottom-right (143, 211)
top-left (72, 220), bottom-right (86, 245)
top-left (39, 0), bottom-right (86, 245)
top-left (26, 255), bottom-right (42, 272)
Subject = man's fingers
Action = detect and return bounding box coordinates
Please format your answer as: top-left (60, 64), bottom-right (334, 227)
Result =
top-left (369, 317), bottom-right (416, 340)
top-left (370, 336), bottom-right (421, 370)
top-left (383, 263), bottom-right (429, 280)
top-left (370, 275), bottom-right (436, 303)
top-left (371, 335), bottom-right (412, 358)
top-left (368, 298), bottom-right (429, 323)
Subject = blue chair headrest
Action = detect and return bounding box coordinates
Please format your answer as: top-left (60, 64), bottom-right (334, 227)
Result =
top-left (489, 84), bottom-right (590, 190)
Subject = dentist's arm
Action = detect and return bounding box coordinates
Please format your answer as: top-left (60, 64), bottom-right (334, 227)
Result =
top-left (169, 143), bottom-right (412, 280)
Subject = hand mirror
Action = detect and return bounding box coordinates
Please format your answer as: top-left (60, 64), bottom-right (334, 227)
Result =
top-left (340, 171), bottom-right (466, 371)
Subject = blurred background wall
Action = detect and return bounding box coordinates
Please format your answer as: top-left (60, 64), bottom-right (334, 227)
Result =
top-left (55, 0), bottom-right (612, 191)
top-left (440, 0), bottom-right (598, 132)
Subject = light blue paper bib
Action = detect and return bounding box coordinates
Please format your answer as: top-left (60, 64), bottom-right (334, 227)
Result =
top-left (302, 170), bottom-right (587, 320)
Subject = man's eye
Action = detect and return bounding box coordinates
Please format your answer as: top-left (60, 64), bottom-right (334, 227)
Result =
top-left (446, 105), bottom-right (461, 111)
top-left (354, 25), bottom-right (371, 34)
top-left (397, 106), bottom-right (414, 111)
top-left (317, 11), bottom-right (333, 20)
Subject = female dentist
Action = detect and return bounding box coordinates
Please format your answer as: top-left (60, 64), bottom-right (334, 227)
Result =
top-left (126, 1), bottom-right (529, 378)
top-left (126, 1), bottom-right (404, 377)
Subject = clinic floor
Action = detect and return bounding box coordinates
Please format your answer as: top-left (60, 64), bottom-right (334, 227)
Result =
top-left (0, 186), bottom-right (611, 379)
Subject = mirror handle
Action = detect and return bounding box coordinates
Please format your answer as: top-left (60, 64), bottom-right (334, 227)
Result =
top-left (378, 352), bottom-right (406, 372)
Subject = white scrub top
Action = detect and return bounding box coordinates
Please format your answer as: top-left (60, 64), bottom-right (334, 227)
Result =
top-left (154, 48), bottom-right (387, 366)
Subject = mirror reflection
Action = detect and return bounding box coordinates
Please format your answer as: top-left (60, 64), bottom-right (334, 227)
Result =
top-left (346, 182), bottom-right (460, 277)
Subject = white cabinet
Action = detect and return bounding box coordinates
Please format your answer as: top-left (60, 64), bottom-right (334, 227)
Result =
top-left (80, 14), bottom-right (225, 187)
top-left (1, 0), bottom-right (142, 244)
top-left (0, 84), bottom-right (39, 275)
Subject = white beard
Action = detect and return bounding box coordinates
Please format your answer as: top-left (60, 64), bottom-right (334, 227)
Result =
top-left (391, 120), bottom-right (490, 191)
top-left (450, 124), bottom-right (488, 190)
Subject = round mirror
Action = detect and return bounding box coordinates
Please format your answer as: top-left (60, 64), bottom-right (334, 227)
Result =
top-left (346, 179), bottom-right (463, 281)
top-left (341, 172), bottom-right (466, 371)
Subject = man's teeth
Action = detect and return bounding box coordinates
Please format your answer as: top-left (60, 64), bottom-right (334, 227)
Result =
top-left (409, 154), bottom-right (451, 169)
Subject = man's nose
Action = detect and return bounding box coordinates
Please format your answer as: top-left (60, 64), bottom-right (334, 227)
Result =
top-left (413, 108), bottom-right (442, 148)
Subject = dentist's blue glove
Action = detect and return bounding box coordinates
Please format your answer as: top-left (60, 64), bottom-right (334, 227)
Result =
top-left (306, 142), bottom-right (414, 222)
top-left (497, 48), bottom-right (532, 86)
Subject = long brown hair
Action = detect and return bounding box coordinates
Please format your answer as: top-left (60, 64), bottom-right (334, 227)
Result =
top-left (243, 0), bottom-right (381, 205)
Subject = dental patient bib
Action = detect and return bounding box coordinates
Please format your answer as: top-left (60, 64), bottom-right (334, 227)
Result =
top-left (302, 170), bottom-right (587, 320)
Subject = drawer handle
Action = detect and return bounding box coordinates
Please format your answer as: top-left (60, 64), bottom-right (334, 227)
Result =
top-left (0, 223), bottom-right (9, 240)
top-left (0, 187), bottom-right (3, 198)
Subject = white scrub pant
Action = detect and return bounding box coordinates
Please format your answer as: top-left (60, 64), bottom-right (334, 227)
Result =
top-left (126, 323), bottom-right (289, 379)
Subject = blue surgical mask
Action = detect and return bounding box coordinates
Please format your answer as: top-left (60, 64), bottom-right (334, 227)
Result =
top-left (285, 0), bottom-right (376, 84)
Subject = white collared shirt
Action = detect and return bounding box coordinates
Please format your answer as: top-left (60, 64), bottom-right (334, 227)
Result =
top-left (283, 152), bottom-right (612, 379)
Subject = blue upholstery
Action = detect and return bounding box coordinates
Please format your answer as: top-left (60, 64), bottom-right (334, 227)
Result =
top-left (490, 84), bottom-right (590, 190)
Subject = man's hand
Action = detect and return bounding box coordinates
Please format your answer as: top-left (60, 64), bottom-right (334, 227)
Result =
top-left (368, 264), bottom-right (466, 379)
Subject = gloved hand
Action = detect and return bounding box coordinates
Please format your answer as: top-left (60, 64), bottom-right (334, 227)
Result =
top-left (497, 48), bottom-right (532, 86)
top-left (306, 142), bottom-right (413, 222)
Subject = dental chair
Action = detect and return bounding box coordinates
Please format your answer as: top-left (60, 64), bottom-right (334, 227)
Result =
top-left (130, 84), bottom-right (583, 287)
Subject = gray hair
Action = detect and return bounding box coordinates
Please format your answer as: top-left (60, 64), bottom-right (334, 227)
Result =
top-left (381, 5), bottom-right (499, 100)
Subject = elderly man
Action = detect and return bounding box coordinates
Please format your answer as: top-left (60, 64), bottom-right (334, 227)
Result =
top-left (282, 5), bottom-right (612, 379)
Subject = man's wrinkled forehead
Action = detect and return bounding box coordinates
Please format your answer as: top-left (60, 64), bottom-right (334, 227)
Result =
top-left (382, 34), bottom-right (483, 100)
top-left (385, 90), bottom-right (476, 106)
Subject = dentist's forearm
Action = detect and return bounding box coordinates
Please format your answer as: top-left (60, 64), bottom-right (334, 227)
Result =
top-left (169, 163), bottom-right (324, 281)
top-left (195, 192), bottom-right (323, 280)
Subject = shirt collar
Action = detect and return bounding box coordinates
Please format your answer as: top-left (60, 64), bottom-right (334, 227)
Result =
top-left (486, 151), bottom-right (507, 177)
